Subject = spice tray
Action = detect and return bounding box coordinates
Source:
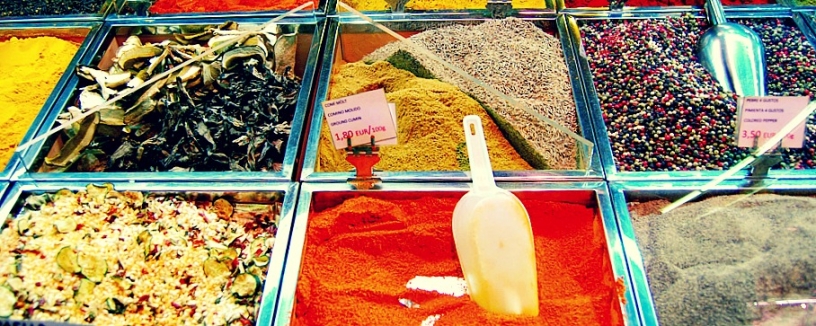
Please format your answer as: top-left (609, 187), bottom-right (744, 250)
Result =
top-left (567, 9), bottom-right (816, 182)
top-left (274, 181), bottom-right (640, 326)
top-left (609, 179), bottom-right (816, 326)
top-left (0, 181), bottom-right (299, 326)
top-left (114, 0), bottom-right (328, 18)
top-left (14, 16), bottom-right (326, 183)
top-left (301, 13), bottom-right (605, 183)
top-left (0, 0), bottom-right (116, 23)
top-left (324, 0), bottom-right (553, 16)
top-left (559, 4), bottom-right (789, 13)
top-left (0, 22), bottom-right (103, 182)
top-left (557, 3), bottom-right (789, 12)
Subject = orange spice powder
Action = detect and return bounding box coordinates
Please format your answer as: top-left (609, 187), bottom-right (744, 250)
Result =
top-left (293, 196), bottom-right (625, 325)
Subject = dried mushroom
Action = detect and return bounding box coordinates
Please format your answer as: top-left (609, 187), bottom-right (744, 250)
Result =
top-left (43, 22), bottom-right (301, 173)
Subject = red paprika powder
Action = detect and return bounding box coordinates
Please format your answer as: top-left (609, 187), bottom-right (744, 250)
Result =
top-left (293, 195), bottom-right (625, 326)
top-left (149, 0), bottom-right (314, 14)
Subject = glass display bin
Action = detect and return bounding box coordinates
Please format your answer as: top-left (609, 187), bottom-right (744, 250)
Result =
top-left (567, 9), bottom-right (816, 181)
top-left (0, 22), bottom-right (101, 181)
top-left (274, 181), bottom-right (639, 326)
top-left (611, 179), bottom-right (816, 326)
top-left (15, 14), bottom-right (324, 183)
top-left (301, 13), bottom-right (603, 183)
top-left (0, 181), bottom-right (298, 326)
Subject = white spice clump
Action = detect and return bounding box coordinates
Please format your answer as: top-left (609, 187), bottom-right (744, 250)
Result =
top-left (406, 276), bottom-right (468, 297)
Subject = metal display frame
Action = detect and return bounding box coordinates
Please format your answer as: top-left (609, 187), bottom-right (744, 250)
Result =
top-left (565, 8), bottom-right (816, 181)
top-left (0, 181), bottom-right (300, 326)
top-left (299, 12), bottom-right (605, 183)
top-left (608, 179), bottom-right (816, 326)
top-left (273, 181), bottom-right (641, 326)
top-left (13, 15), bottom-right (327, 183)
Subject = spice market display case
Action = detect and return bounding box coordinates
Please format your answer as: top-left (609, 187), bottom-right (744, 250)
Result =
top-left (273, 181), bottom-right (640, 326)
top-left (114, 0), bottom-right (327, 18)
top-left (0, 181), bottom-right (299, 326)
top-left (566, 9), bottom-right (816, 181)
top-left (609, 179), bottom-right (816, 326)
top-left (0, 0), bottom-right (116, 23)
top-left (14, 16), bottom-right (326, 183)
top-left (0, 22), bottom-right (103, 182)
top-left (301, 13), bottom-right (605, 183)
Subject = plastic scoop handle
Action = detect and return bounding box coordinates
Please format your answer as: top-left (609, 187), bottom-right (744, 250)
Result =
top-left (463, 115), bottom-right (496, 193)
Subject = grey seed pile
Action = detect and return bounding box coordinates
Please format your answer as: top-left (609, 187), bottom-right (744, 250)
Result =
top-left (581, 17), bottom-right (816, 172)
top-left (631, 194), bottom-right (816, 325)
top-left (366, 18), bottom-right (580, 170)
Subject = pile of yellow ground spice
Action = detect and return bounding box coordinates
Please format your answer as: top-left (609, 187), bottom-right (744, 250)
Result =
top-left (0, 36), bottom-right (78, 169)
top-left (317, 61), bottom-right (532, 172)
top-left (342, 0), bottom-right (544, 10)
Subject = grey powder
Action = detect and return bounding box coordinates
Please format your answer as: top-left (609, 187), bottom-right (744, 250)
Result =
top-left (631, 194), bottom-right (816, 326)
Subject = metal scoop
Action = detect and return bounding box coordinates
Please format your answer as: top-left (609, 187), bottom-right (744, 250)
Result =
top-left (696, 0), bottom-right (767, 97)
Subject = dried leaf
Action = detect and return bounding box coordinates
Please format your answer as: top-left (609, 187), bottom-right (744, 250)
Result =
top-left (45, 113), bottom-right (100, 168)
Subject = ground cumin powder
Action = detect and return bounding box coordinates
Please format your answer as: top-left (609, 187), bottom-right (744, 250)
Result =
top-left (0, 36), bottom-right (79, 169)
top-left (293, 195), bottom-right (624, 326)
top-left (343, 0), bottom-right (545, 10)
top-left (317, 61), bottom-right (531, 172)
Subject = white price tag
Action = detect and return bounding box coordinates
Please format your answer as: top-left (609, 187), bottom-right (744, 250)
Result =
top-left (322, 89), bottom-right (398, 149)
top-left (735, 96), bottom-right (809, 148)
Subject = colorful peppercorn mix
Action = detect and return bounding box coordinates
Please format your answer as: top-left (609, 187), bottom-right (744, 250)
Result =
top-left (581, 17), bottom-right (816, 172)
top-left (565, 0), bottom-right (774, 8)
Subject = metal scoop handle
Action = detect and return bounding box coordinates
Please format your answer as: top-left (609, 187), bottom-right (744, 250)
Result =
top-left (705, 0), bottom-right (727, 26)
top-left (463, 115), bottom-right (496, 193)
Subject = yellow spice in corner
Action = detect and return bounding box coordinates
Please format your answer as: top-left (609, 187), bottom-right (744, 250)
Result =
top-left (317, 61), bottom-right (532, 172)
top-left (0, 36), bottom-right (79, 169)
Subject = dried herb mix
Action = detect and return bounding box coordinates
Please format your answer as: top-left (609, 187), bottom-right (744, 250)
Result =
top-left (0, 0), bottom-right (106, 16)
top-left (630, 194), bottom-right (816, 325)
top-left (43, 23), bottom-right (302, 173)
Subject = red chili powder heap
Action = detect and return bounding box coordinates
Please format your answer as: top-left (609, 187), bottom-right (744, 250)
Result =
top-left (149, 0), bottom-right (314, 14)
top-left (567, 0), bottom-right (772, 7)
top-left (293, 196), bottom-right (625, 326)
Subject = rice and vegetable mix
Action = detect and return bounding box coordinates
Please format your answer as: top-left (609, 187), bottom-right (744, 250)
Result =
top-left (0, 184), bottom-right (281, 325)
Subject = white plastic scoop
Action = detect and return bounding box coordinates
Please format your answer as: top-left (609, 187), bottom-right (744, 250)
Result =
top-left (452, 115), bottom-right (539, 316)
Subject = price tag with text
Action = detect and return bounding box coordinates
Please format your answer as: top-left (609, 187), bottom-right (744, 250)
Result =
top-left (735, 96), bottom-right (809, 148)
top-left (323, 88), bottom-right (398, 150)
